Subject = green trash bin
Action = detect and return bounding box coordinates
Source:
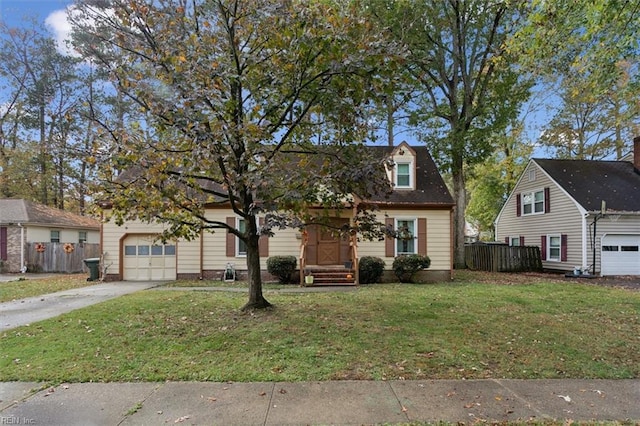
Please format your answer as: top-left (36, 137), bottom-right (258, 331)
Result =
top-left (84, 258), bottom-right (100, 281)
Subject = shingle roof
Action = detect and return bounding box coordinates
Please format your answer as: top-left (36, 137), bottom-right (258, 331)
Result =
top-left (367, 145), bottom-right (454, 206)
top-left (109, 145), bottom-right (454, 209)
top-left (533, 158), bottom-right (640, 212)
top-left (0, 199), bottom-right (101, 229)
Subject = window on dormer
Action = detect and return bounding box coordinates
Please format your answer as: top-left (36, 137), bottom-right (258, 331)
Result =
top-left (396, 163), bottom-right (411, 188)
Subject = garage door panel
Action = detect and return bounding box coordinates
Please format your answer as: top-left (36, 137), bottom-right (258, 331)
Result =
top-left (601, 234), bottom-right (640, 276)
top-left (123, 236), bottom-right (176, 281)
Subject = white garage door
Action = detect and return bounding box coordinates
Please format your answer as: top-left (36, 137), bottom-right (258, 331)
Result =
top-left (123, 235), bottom-right (176, 281)
top-left (601, 234), bottom-right (640, 276)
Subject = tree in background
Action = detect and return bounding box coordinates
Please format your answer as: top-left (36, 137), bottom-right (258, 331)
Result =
top-left (0, 21), bottom-right (86, 210)
top-left (538, 61), bottom-right (639, 160)
top-left (71, 0), bottom-right (391, 310)
top-left (368, 0), bottom-right (531, 268)
top-left (466, 123), bottom-right (533, 239)
top-left (514, 0), bottom-right (639, 159)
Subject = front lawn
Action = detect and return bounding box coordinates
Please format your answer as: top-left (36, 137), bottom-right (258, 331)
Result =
top-left (1, 275), bottom-right (638, 383)
top-left (0, 274), bottom-right (91, 303)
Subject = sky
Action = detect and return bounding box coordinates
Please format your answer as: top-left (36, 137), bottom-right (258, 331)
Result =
top-left (0, 0), bottom-right (73, 52)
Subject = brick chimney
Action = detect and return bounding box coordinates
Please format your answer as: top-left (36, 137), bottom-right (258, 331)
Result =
top-left (635, 136), bottom-right (640, 172)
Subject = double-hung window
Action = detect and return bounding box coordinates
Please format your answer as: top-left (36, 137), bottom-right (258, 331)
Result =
top-left (522, 190), bottom-right (544, 215)
top-left (396, 218), bottom-right (416, 255)
top-left (395, 163), bottom-right (412, 188)
top-left (548, 235), bottom-right (561, 261)
top-left (50, 230), bottom-right (60, 243)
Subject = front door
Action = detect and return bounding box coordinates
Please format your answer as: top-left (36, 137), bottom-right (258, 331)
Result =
top-left (307, 218), bottom-right (350, 266)
top-left (317, 226), bottom-right (341, 265)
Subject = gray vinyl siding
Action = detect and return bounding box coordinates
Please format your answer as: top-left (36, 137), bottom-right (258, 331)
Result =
top-left (496, 161), bottom-right (586, 272)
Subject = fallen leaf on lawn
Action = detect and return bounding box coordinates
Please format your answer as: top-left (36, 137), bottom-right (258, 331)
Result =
top-left (279, 388), bottom-right (287, 394)
top-left (446, 391), bottom-right (456, 397)
top-left (174, 415), bottom-right (190, 423)
top-left (259, 391), bottom-right (267, 396)
top-left (208, 397), bottom-right (217, 402)
top-left (495, 396), bottom-right (502, 401)
top-left (401, 406), bottom-right (408, 412)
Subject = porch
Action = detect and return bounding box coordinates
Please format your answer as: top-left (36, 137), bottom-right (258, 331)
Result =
top-left (299, 218), bottom-right (359, 286)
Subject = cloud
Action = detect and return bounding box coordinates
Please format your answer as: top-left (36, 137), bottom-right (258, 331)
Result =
top-left (45, 7), bottom-right (79, 57)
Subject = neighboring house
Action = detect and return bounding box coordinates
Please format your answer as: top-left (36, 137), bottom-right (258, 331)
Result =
top-left (0, 199), bottom-right (101, 273)
top-left (100, 142), bottom-right (455, 283)
top-left (495, 137), bottom-right (640, 276)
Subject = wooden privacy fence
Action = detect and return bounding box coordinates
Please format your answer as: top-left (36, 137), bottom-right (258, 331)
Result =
top-left (26, 243), bottom-right (101, 273)
top-left (465, 244), bottom-right (542, 272)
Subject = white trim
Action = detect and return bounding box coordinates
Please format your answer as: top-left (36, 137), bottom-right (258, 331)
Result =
top-left (547, 234), bottom-right (561, 262)
top-left (395, 162), bottom-right (414, 189)
top-left (521, 189), bottom-right (545, 216)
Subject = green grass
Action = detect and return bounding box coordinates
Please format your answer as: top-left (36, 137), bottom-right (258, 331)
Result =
top-left (1, 276), bottom-right (638, 383)
top-left (0, 274), bottom-right (91, 303)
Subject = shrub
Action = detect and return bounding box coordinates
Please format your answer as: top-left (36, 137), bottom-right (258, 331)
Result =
top-left (392, 254), bottom-right (431, 283)
top-left (358, 256), bottom-right (385, 284)
top-left (266, 255), bottom-right (297, 284)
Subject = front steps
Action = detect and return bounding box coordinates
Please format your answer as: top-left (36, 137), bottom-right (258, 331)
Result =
top-left (303, 265), bottom-right (356, 286)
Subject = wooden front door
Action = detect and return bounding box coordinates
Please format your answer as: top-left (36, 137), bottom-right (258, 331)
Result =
top-left (317, 226), bottom-right (340, 265)
top-left (307, 218), bottom-right (350, 266)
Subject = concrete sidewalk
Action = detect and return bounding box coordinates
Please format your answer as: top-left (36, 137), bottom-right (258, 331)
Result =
top-left (1, 379), bottom-right (639, 425)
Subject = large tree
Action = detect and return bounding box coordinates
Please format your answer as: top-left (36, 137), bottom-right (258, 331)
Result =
top-left (368, 0), bottom-right (531, 268)
top-left (514, 0), bottom-right (639, 158)
top-left (71, 0), bottom-right (391, 310)
top-left (0, 21), bottom-right (83, 208)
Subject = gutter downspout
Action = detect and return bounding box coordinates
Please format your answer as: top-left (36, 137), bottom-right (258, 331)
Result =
top-left (18, 223), bottom-right (26, 273)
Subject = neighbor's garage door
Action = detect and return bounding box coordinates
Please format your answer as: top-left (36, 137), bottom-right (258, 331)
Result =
top-left (601, 234), bottom-right (640, 276)
top-left (123, 235), bottom-right (176, 281)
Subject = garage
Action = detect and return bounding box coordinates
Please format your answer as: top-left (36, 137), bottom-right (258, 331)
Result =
top-left (123, 235), bottom-right (176, 281)
top-left (601, 234), bottom-right (640, 276)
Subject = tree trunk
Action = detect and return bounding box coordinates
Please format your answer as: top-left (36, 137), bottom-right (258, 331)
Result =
top-left (452, 162), bottom-right (467, 270)
top-left (241, 216), bottom-right (272, 311)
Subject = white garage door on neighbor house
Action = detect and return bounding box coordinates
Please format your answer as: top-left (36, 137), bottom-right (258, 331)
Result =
top-left (601, 234), bottom-right (640, 276)
top-left (123, 235), bottom-right (177, 281)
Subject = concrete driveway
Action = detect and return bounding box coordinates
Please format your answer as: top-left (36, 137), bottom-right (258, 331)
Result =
top-left (0, 281), bottom-right (162, 332)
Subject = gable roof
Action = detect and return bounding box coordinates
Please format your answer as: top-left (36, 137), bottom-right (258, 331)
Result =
top-left (368, 145), bottom-right (454, 207)
top-left (533, 158), bottom-right (640, 213)
top-left (0, 199), bottom-right (101, 229)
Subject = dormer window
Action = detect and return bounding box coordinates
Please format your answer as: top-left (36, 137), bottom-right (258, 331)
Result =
top-left (396, 163), bottom-right (412, 188)
top-left (389, 142), bottom-right (416, 189)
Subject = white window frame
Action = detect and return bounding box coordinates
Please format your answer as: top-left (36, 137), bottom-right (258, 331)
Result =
top-left (522, 190), bottom-right (545, 216)
top-left (509, 236), bottom-right (521, 247)
top-left (547, 234), bottom-right (561, 262)
top-left (50, 230), bottom-right (60, 243)
top-left (395, 218), bottom-right (417, 255)
top-left (237, 218), bottom-right (247, 257)
top-left (395, 162), bottom-right (413, 189)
